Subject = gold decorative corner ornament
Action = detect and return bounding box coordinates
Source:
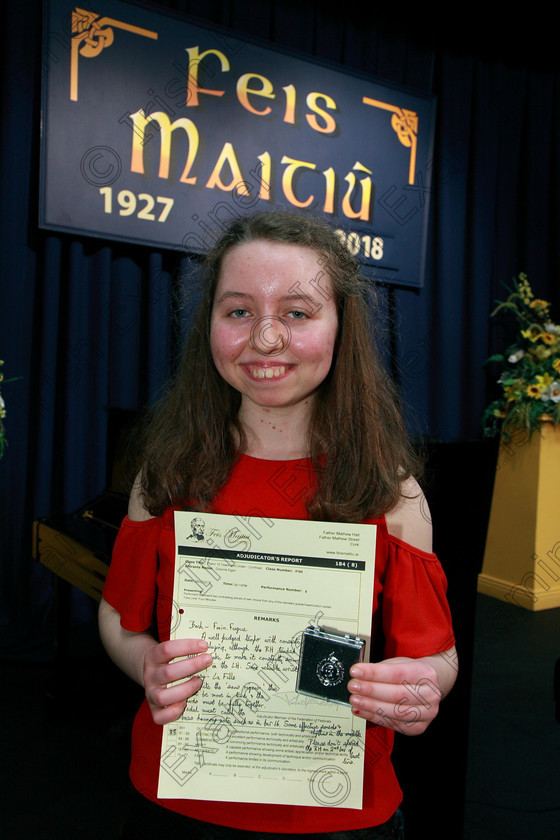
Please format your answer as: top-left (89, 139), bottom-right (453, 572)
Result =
top-left (70, 8), bottom-right (158, 102)
top-left (362, 98), bottom-right (418, 185)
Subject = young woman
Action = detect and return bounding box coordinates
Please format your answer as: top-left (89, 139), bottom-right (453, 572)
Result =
top-left (99, 210), bottom-right (457, 839)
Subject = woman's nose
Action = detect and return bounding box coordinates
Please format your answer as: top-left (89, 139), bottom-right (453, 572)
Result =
top-left (250, 315), bottom-right (291, 356)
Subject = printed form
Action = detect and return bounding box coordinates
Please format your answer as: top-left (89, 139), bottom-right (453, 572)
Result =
top-left (158, 512), bottom-right (376, 809)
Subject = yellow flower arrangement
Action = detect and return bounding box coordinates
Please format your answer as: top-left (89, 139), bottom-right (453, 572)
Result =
top-left (483, 274), bottom-right (560, 439)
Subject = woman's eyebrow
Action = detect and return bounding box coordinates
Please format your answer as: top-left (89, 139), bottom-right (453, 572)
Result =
top-left (214, 290), bottom-right (322, 306)
top-left (282, 292), bottom-right (318, 304)
top-left (214, 290), bottom-right (253, 304)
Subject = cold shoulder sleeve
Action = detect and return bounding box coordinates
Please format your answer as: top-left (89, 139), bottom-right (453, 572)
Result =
top-left (102, 515), bottom-right (163, 632)
top-left (377, 526), bottom-right (455, 659)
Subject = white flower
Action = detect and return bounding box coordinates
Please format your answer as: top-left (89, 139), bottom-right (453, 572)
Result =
top-left (549, 381), bottom-right (560, 403)
top-left (541, 382), bottom-right (560, 403)
top-left (544, 323), bottom-right (560, 334)
top-left (508, 350), bottom-right (525, 363)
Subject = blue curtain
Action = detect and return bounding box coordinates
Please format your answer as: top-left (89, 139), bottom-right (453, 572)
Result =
top-left (1, 0), bottom-right (559, 655)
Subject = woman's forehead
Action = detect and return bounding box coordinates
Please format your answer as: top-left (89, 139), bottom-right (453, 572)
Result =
top-left (215, 239), bottom-right (332, 296)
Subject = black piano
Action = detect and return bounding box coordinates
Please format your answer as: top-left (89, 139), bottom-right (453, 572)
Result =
top-left (32, 408), bottom-right (135, 601)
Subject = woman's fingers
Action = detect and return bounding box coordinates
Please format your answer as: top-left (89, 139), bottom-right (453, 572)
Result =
top-left (150, 675), bottom-right (205, 725)
top-left (144, 638), bottom-right (213, 724)
top-left (347, 657), bottom-right (442, 734)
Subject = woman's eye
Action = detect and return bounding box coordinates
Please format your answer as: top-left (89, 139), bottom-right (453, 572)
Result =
top-left (287, 310), bottom-right (307, 320)
top-left (230, 309), bottom-right (249, 318)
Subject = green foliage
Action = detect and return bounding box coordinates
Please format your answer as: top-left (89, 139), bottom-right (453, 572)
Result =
top-left (482, 274), bottom-right (560, 440)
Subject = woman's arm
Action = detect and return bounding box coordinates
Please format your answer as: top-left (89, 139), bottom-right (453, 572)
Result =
top-left (98, 478), bottom-right (213, 724)
top-left (98, 596), bottom-right (159, 686)
top-left (98, 598), bottom-right (213, 725)
top-left (347, 479), bottom-right (458, 735)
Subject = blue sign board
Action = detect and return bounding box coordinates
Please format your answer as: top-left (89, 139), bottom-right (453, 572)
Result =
top-left (40, 0), bottom-right (436, 287)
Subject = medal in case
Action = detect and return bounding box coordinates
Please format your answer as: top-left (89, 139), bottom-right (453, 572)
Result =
top-left (296, 626), bottom-right (365, 705)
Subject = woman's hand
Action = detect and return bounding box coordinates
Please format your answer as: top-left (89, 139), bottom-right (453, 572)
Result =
top-left (143, 638), bottom-right (213, 725)
top-left (348, 648), bottom-right (457, 736)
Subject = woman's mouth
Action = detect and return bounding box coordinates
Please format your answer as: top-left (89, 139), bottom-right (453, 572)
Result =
top-left (248, 365), bottom-right (287, 380)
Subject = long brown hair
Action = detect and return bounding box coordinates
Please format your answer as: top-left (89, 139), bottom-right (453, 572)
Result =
top-left (137, 210), bottom-right (420, 521)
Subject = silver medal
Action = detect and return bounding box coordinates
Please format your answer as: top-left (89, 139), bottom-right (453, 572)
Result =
top-left (316, 651), bottom-right (345, 687)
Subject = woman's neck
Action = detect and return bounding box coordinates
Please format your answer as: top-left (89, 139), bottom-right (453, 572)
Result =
top-left (237, 400), bottom-right (312, 460)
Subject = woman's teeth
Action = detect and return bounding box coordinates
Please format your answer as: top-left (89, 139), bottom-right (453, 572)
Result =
top-left (250, 366), bottom-right (286, 379)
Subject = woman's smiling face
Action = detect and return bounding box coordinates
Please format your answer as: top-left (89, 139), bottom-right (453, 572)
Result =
top-left (210, 240), bottom-right (339, 414)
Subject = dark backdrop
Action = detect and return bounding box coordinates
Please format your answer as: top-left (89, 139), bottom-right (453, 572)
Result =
top-left (1, 0), bottom-right (559, 669)
top-left (2, 4), bottom-right (559, 837)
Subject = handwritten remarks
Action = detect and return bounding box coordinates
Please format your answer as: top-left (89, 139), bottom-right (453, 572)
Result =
top-left (158, 512), bottom-right (376, 809)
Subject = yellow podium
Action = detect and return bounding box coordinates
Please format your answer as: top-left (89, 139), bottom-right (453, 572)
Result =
top-left (478, 420), bottom-right (560, 610)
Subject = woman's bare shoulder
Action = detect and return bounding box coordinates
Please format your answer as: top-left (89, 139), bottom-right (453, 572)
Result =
top-left (128, 472), bottom-right (154, 522)
top-left (384, 476), bottom-right (432, 553)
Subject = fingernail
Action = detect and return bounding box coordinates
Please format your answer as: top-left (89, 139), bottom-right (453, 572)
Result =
top-left (350, 666), bottom-right (363, 678)
top-left (198, 640), bottom-right (208, 650)
top-left (348, 680), bottom-right (361, 692)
